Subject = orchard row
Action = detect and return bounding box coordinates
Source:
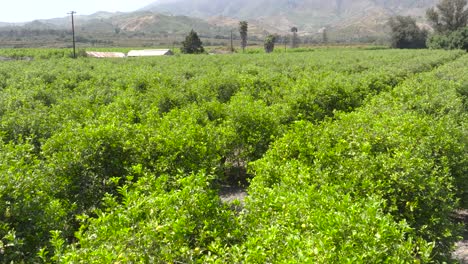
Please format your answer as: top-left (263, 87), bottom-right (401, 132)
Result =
top-left (0, 49), bottom-right (466, 262)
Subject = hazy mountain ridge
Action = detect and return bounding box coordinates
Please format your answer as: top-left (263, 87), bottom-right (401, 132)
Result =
top-left (0, 10), bottom-right (237, 48)
top-left (0, 12), bottom-right (230, 35)
top-left (142, 0), bottom-right (438, 35)
top-left (0, 0), bottom-right (441, 47)
top-left (142, 0), bottom-right (438, 21)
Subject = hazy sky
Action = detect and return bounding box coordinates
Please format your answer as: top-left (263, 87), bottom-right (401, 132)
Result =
top-left (0, 0), bottom-right (159, 22)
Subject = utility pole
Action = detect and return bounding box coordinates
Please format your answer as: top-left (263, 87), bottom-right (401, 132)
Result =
top-left (68, 11), bottom-right (76, 58)
top-left (230, 29), bottom-right (233, 53)
top-left (284, 36), bottom-right (287, 51)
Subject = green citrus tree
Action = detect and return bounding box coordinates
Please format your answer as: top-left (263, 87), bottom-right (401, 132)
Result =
top-left (181, 30), bottom-right (204, 54)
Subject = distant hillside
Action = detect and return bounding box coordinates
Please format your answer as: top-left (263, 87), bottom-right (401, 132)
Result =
top-left (142, 0), bottom-right (438, 39)
top-left (0, 12), bottom-right (229, 35)
top-left (0, 11), bottom-right (236, 48)
top-left (143, 0), bottom-right (437, 20)
top-left (0, 0), bottom-right (443, 47)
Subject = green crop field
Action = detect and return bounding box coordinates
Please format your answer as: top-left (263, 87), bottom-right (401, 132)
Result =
top-left (0, 48), bottom-right (466, 263)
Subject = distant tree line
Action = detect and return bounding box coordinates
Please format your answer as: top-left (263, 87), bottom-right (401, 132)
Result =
top-left (389, 0), bottom-right (467, 50)
top-left (0, 28), bottom-right (68, 38)
top-left (182, 22), bottom-right (301, 55)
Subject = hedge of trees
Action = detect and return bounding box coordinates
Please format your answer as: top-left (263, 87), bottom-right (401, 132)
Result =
top-left (0, 49), bottom-right (466, 262)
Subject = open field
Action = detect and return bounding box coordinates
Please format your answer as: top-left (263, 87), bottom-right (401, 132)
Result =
top-left (0, 48), bottom-right (466, 262)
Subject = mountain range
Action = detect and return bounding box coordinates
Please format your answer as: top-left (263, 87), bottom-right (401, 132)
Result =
top-left (142, 0), bottom-right (437, 34)
top-left (0, 0), bottom-right (440, 47)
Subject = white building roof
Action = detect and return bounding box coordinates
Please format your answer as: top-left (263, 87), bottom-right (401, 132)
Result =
top-left (86, 51), bottom-right (126, 58)
top-left (127, 49), bottom-right (174, 57)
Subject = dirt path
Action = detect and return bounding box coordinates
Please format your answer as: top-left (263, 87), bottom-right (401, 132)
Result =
top-left (219, 185), bottom-right (247, 204)
top-left (454, 241), bottom-right (468, 263)
top-left (453, 210), bottom-right (468, 263)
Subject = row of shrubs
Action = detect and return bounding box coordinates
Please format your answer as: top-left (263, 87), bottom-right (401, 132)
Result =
top-left (246, 54), bottom-right (468, 262)
top-left (0, 50), bottom-right (465, 262)
top-left (53, 55), bottom-right (467, 263)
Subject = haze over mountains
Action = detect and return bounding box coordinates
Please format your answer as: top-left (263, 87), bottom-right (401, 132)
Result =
top-left (0, 0), bottom-right (439, 47)
top-left (143, 0), bottom-right (437, 20)
top-left (142, 0), bottom-right (437, 33)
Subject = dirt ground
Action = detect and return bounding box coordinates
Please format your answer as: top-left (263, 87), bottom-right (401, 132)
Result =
top-left (219, 185), bottom-right (247, 204)
top-left (453, 210), bottom-right (468, 263)
top-left (454, 240), bottom-right (468, 263)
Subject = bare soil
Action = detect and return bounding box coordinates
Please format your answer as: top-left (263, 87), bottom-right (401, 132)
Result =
top-left (453, 210), bottom-right (468, 263)
top-left (454, 241), bottom-right (468, 263)
top-left (219, 185), bottom-right (247, 204)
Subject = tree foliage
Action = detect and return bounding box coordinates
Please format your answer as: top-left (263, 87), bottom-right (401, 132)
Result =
top-left (0, 48), bottom-right (466, 263)
top-left (426, 0), bottom-right (468, 33)
top-left (426, 0), bottom-right (468, 49)
top-left (239, 21), bottom-right (248, 52)
top-left (291, 27), bottom-right (299, 48)
top-left (54, 50), bottom-right (467, 263)
top-left (264, 34), bottom-right (277, 53)
top-left (427, 26), bottom-right (468, 50)
top-left (388, 16), bottom-right (427, 48)
top-left (181, 30), bottom-right (204, 54)
top-left (322, 27), bottom-right (328, 43)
